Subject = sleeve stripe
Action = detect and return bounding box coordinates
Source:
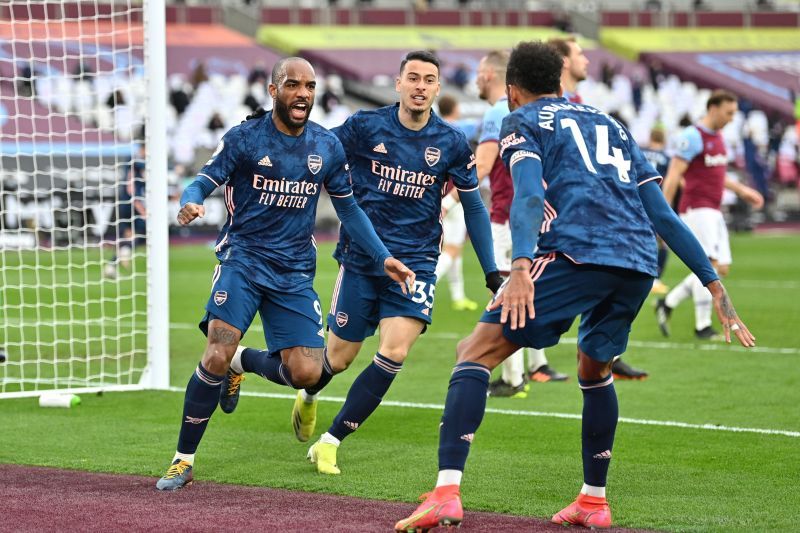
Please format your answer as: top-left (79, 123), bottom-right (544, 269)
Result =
top-left (477, 139), bottom-right (499, 145)
top-left (455, 185), bottom-right (480, 192)
top-left (509, 151), bottom-right (541, 169)
top-left (199, 173), bottom-right (221, 187)
top-left (638, 175), bottom-right (663, 187)
top-left (328, 191), bottom-right (354, 198)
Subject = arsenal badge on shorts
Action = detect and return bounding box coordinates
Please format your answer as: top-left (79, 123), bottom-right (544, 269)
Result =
top-left (308, 154), bottom-right (323, 175)
top-left (214, 291), bottom-right (228, 306)
top-left (336, 312), bottom-right (349, 327)
top-left (424, 146), bottom-right (440, 167)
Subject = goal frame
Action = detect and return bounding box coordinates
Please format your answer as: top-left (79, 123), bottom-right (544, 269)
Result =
top-left (0, 0), bottom-right (170, 398)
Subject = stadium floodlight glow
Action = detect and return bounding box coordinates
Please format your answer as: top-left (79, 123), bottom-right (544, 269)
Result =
top-left (0, 0), bottom-right (169, 398)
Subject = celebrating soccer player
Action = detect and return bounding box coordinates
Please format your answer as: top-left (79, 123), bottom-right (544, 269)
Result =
top-left (394, 41), bottom-right (755, 531)
top-left (155, 57), bottom-right (414, 491)
top-left (225, 50), bottom-right (500, 475)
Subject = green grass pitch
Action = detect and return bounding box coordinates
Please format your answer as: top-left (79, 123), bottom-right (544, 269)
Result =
top-left (1, 232), bottom-right (798, 531)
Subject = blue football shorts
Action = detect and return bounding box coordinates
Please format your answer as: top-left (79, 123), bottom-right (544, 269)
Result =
top-left (481, 253), bottom-right (653, 362)
top-left (199, 262), bottom-right (325, 351)
top-left (327, 265), bottom-right (436, 343)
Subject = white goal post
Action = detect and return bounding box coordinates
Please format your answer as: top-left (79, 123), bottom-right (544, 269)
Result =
top-left (0, 0), bottom-right (169, 398)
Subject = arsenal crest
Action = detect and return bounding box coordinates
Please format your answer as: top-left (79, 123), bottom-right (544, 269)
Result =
top-left (214, 291), bottom-right (228, 306)
top-left (424, 146), bottom-right (440, 167)
top-left (336, 312), bottom-right (349, 327)
top-left (308, 154), bottom-right (323, 175)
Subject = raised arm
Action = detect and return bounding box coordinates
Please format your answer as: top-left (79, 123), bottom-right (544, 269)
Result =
top-left (179, 129), bottom-right (243, 225)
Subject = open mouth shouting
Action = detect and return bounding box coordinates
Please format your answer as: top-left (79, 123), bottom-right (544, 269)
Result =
top-left (290, 101), bottom-right (310, 121)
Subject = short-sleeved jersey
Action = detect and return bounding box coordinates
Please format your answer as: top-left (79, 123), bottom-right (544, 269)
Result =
top-left (197, 111), bottom-right (353, 291)
top-left (640, 147), bottom-right (669, 178)
top-left (478, 97), bottom-right (514, 224)
top-left (674, 124), bottom-right (727, 213)
top-left (332, 104), bottom-right (479, 276)
top-left (499, 96), bottom-right (661, 277)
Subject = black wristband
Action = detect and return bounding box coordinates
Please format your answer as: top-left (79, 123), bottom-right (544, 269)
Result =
top-left (485, 271), bottom-right (504, 294)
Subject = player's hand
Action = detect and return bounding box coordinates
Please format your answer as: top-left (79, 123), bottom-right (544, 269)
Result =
top-left (741, 187), bottom-right (764, 210)
top-left (707, 280), bottom-right (756, 347)
top-left (384, 257), bottom-right (416, 296)
top-left (242, 106), bottom-right (267, 123)
top-left (177, 203), bottom-right (205, 226)
top-left (485, 271), bottom-right (504, 294)
top-left (487, 259), bottom-right (534, 330)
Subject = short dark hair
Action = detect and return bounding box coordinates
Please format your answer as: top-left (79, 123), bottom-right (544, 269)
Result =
top-left (706, 89), bottom-right (737, 109)
top-left (400, 50), bottom-right (440, 75)
top-left (437, 94), bottom-right (458, 118)
top-left (506, 41), bottom-right (563, 97)
top-left (547, 36), bottom-right (577, 59)
top-left (271, 57), bottom-right (312, 86)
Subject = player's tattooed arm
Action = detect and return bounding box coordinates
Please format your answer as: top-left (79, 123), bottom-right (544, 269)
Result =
top-left (706, 280), bottom-right (756, 347)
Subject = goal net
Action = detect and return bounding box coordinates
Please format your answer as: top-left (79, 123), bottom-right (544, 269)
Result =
top-left (0, 0), bottom-right (169, 398)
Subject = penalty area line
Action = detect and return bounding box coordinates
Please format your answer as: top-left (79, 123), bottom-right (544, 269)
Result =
top-left (166, 387), bottom-right (799, 438)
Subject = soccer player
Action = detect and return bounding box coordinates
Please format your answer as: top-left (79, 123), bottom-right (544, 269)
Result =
top-left (656, 90), bottom-right (764, 340)
top-left (297, 50), bottom-right (500, 475)
top-left (641, 128), bottom-right (671, 296)
top-left (104, 143), bottom-right (147, 279)
top-left (434, 94), bottom-right (479, 312)
top-left (475, 50), bottom-right (567, 399)
top-left (547, 36), bottom-right (588, 104)
top-left (155, 57), bottom-right (414, 491)
top-left (548, 38), bottom-right (647, 381)
top-left (394, 41), bottom-right (755, 532)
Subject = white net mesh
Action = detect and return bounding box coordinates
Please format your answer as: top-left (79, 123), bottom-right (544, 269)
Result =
top-left (0, 1), bottom-right (151, 394)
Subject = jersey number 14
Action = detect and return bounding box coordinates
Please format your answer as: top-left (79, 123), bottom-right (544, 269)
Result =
top-left (561, 118), bottom-right (631, 183)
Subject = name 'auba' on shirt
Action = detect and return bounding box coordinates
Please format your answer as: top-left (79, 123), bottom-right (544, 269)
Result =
top-left (332, 104), bottom-right (479, 275)
top-left (197, 111), bottom-right (353, 290)
top-left (499, 97), bottom-right (662, 277)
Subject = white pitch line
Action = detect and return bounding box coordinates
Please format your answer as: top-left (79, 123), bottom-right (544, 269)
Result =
top-left (167, 322), bottom-right (800, 355)
top-left (165, 387), bottom-right (800, 438)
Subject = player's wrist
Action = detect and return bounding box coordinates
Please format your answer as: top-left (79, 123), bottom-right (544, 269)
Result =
top-left (510, 257), bottom-right (533, 271)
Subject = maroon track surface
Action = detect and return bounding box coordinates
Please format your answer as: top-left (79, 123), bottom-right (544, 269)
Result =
top-left (0, 464), bottom-right (642, 531)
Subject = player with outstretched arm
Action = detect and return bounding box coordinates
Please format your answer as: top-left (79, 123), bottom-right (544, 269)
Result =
top-left (394, 41), bottom-right (755, 532)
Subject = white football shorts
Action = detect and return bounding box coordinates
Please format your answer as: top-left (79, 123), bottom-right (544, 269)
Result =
top-left (680, 207), bottom-right (732, 266)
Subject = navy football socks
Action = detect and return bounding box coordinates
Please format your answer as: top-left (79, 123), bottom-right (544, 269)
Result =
top-left (328, 353), bottom-right (401, 441)
top-left (241, 347), bottom-right (296, 388)
top-left (177, 363), bottom-right (223, 454)
top-left (438, 362), bottom-right (491, 471)
top-left (579, 374), bottom-right (618, 487)
top-left (305, 348), bottom-right (334, 396)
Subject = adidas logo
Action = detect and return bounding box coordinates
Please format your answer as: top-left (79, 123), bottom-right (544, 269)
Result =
top-left (373, 143), bottom-right (387, 154)
top-left (593, 449), bottom-right (612, 460)
top-left (258, 155), bottom-right (272, 167)
top-left (344, 421), bottom-right (360, 431)
top-left (460, 433), bottom-right (474, 443)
